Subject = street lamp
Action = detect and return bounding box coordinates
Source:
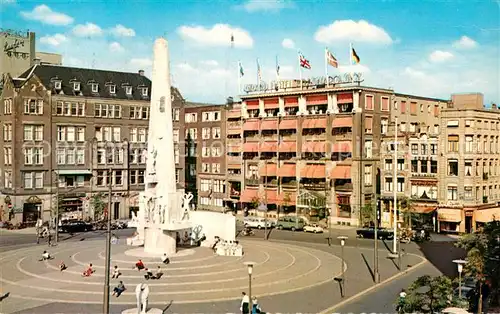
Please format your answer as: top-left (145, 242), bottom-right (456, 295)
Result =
top-left (103, 167), bottom-right (113, 314)
top-left (453, 259), bottom-right (467, 299)
top-left (244, 262), bottom-right (255, 312)
top-left (338, 236), bottom-right (348, 297)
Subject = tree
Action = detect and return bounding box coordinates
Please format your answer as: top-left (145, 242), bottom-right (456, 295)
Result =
top-left (456, 219), bottom-right (500, 311)
top-left (360, 203), bottom-right (375, 227)
top-left (400, 196), bottom-right (414, 229)
top-left (90, 193), bottom-right (106, 220)
top-left (398, 275), bottom-right (454, 313)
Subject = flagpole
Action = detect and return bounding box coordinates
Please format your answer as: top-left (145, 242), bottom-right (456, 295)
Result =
top-left (276, 55), bottom-right (280, 81)
top-left (298, 51), bottom-right (302, 89)
top-left (256, 58), bottom-right (260, 86)
top-left (237, 61), bottom-right (241, 94)
top-left (349, 43), bottom-right (352, 65)
top-left (325, 47), bottom-right (329, 87)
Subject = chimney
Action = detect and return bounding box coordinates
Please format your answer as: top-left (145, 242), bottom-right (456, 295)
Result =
top-left (138, 70), bottom-right (145, 76)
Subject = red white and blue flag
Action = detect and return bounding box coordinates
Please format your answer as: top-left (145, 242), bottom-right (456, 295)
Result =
top-left (299, 52), bottom-right (311, 69)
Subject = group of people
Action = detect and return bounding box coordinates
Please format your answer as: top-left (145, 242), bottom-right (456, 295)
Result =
top-left (240, 292), bottom-right (265, 314)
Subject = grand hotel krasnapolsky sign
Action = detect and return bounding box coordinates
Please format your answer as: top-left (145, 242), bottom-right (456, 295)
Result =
top-left (243, 72), bottom-right (364, 93)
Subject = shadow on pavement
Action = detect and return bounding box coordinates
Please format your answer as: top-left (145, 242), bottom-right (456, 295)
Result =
top-left (162, 300), bottom-right (173, 313)
top-left (360, 252), bottom-right (375, 281)
top-left (416, 240), bottom-right (465, 277)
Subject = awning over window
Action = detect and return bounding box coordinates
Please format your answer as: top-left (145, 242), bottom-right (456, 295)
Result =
top-left (55, 169), bottom-right (92, 175)
top-left (227, 128), bottom-right (241, 135)
top-left (332, 141), bottom-right (352, 153)
top-left (332, 117), bottom-right (353, 128)
top-left (303, 118), bottom-right (327, 129)
top-left (301, 164), bottom-right (326, 178)
top-left (246, 100), bottom-right (259, 110)
top-left (279, 141), bottom-right (297, 153)
top-left (263, 189), bottom-right (279, 204)
top-left (305, 94), bottom-right (327, 105)
top-left (243, 120), bottom-right (259, 131)
top-left (284, 96), bottom-right (299, 107)
top-left (475, 207), bottom-right (500, 223)
top-left (448, 135), bottom-right (459, 141)
top-left (227, 109), bottom-right (241, 119)
top-left (264, 98), bottom-right (279, 109)
top-left (437, 208), bottom-right (462, 222)
top-left (330, 165), bottom-right (351, 179)
top-left (227, 145), bottom-right (241, 153)
top-left (227, 163), bottom-right (241, 169)
top-left (302, 142), bottom-right (326, 153)
top-left (261, 119), bottom-right (278, 130)
top-left (241, 189), bottom-right (259, 203)
top-left (279, 119), bottom-right (297, 129)
top-left (260, 142), bottom-right (278, 152)
top-left (412, 205), bottom-right (437, 214)
top-left (277, 163), bottom-right (296, 177)
top-left (337, 93), bottom-right (353, 104)
top-left (277, 192), bottom-right (296, 205)
top-left (259, 163), bottom-right (277, 176)
top-left (243, 142), bottom-right (259, 153)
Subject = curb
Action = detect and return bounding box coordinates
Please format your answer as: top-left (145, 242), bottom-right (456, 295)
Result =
top-left (318, 256), bottom-right (429, 314)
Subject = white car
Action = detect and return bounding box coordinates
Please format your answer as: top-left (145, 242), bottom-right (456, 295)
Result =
top-left (243, 217), bottom-right (273, 229)
top-left (304, 224), bottom-right (324, 233)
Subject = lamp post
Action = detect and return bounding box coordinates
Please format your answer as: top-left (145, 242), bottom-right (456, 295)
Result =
top-left (103, 167), bottom-right (113, 314)
top-left (244, 262), bottom-right (255, 312)
top-left (392, 117), bottom-right (398, 254)
top-left (453, 259), bottom-right (467, 299)
top-left (338, 236), bottom-right (348, 297)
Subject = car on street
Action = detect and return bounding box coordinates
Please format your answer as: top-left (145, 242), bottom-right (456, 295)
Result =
top-left (276, 216), bottom-right (305, 231)
top-left (58, 220), bottom-right (93, 233)
top-left (356, 227), bottom-right (394, 240)
top-left (243, 217), bottom-right (273, 229)
top-left (304, 224), bottom-right (324, 233)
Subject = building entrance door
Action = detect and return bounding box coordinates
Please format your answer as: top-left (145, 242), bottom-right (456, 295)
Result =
top-left (465, 215), bottom-right (473, 233)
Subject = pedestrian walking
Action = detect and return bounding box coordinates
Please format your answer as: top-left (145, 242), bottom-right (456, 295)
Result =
top-left (240, 292), bottom-right (250, 314)
top-left (47, 232), bottom-right (52, 246)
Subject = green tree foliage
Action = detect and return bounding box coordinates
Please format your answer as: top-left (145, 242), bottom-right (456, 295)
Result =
top-left (456, 219), bottom-right (500, 308)
top-left (398, 275), bottom-right (454, 313)
top-left (90, 193), bottom-right (106, 220)
top-left (360, 203), bottom-right (375, 226)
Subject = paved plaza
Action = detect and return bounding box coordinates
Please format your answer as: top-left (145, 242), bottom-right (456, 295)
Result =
top-left (0, 239), bottom-right (343, 313)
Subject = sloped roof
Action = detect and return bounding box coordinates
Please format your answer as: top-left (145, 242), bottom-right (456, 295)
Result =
top-left (18, 64), bottom-right (155, 101)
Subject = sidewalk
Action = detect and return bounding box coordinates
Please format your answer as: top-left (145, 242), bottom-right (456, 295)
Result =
top-left (0, 227), bottom-right (37, 235)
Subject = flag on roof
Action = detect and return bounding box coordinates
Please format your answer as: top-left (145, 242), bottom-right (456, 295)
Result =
top-left (326, 48), bottom-right (338, 68)
top-left (299, 52), bottom-right (311, 69)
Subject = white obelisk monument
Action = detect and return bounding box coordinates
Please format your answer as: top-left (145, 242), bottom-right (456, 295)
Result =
top-left (134, 37), bottom-right (191, 255)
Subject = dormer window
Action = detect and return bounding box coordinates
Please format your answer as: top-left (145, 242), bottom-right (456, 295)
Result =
top-left (54, 81), bottom-right (62, 90)
top-left (141, 87), bottom-right (148, 97)
top-left (125, 86), bottom-right (132, 95)
top-left (109, 85), bottom-right (116, 94)
top-left (73, 82), bottom-right (80, 91)
top-left (91, 83), bottom-right (99, 93)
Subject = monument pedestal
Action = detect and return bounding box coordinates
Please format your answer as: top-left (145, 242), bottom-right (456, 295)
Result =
top-left (143, 228), bottom-right (176, 255)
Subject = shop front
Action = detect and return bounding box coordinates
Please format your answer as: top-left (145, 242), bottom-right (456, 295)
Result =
top-left (128, 193), bottom-right (140, 218)
top-left (23, 196), bottom-right (42, 225)
top-left (437, 207), bottom-right (462, 233)
top-left (475, 206), bottom-right (500, 230)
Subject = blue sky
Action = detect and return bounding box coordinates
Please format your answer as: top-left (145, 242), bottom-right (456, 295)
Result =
top-left (1, 0), bottom-right (499, 104)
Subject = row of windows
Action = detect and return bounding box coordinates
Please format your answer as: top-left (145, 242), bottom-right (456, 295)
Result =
top-left (448, 159), bottom-right (500, 177)
top-left (54, 80), bottom-right (148, 97)
top-left (201, 163), bottom-right (221, 174)
top-left (447, 185), bottom-right (499, 201)
top-left (448, 136), bottom-right (500, 154)
top-left (201, 127), bottom-right (222, 139)
top-left (185, 111), bottom-right (221, 123)
top-left (200, 197), bottom-right (224, 207)
top-left (201, 146), bottom-right (223, 158)
top-left (447, 119), bottom-right (500, 131)
top-left (200, 179), bottom-right (226, 193)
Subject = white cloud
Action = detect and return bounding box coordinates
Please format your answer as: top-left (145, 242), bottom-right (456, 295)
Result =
top-left (403, 67), bottom-right (427, 79)
top-left (20, 4), bottom-right (74, 26)
top-left (39, 33), bottom-right (67, 47)
top-left (314, 20), bottom-right (393, 44)
top-left (429, 50), bottom-right (454, 63)
top-left (72, 23), bottom-right (103, 37)
top-left (130, 58), bottom-right (152, 68)
top-left (238, 0), bottom-right (293, 12)
top-left (109, 42), bottom-right (124, 53)
top-left (177, 24), bottom-right (253, 48)
top-left (110, 24), bottom-right (136, 37)
top-left (453, 36), bottom-right (478, 49)
top-left (281, 38), bottom-right (295, 49)
top-left (200, 60), bottom-right (219, 67)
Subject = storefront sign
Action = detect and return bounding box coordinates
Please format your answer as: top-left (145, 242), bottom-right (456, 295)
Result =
top-left (243, 73), bottom-right (364, 93)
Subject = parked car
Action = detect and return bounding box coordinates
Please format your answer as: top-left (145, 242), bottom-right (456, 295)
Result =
top-left (243, 217), bottom-right (273, 229)
top-left (304, 224), bottom-right (324, 233)
top-left (356, 227), bottom-right (394, 240)
top-left (276, 216), bottom-right (305, 231)
top-left (58, 220), bottom-right (93, 233)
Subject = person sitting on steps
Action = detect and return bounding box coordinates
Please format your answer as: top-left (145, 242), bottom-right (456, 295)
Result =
top-left (112, 281), bottom-right (126, 297)
top-left (112, 265), bottom-right (121, 278)
top-left (144, 268), bottom-right (154, 280)
top-left (82, 263), bottom-right (94, 277)
top-left (134, 259), bottom-right (145, 271)
top-left (40, 250), bottom-right (51, 261)
top-left (59, 261), bottom-right (67, 271)
top-left (161, 253), bottom-right (170, 264)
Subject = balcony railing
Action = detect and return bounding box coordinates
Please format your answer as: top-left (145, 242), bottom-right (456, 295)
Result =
top-left (245, 178), bottom-right (260, 186)
top-left (300, 182), bottom-right (326, 191)
top-left (282, 181), bottom-right (298, 189)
